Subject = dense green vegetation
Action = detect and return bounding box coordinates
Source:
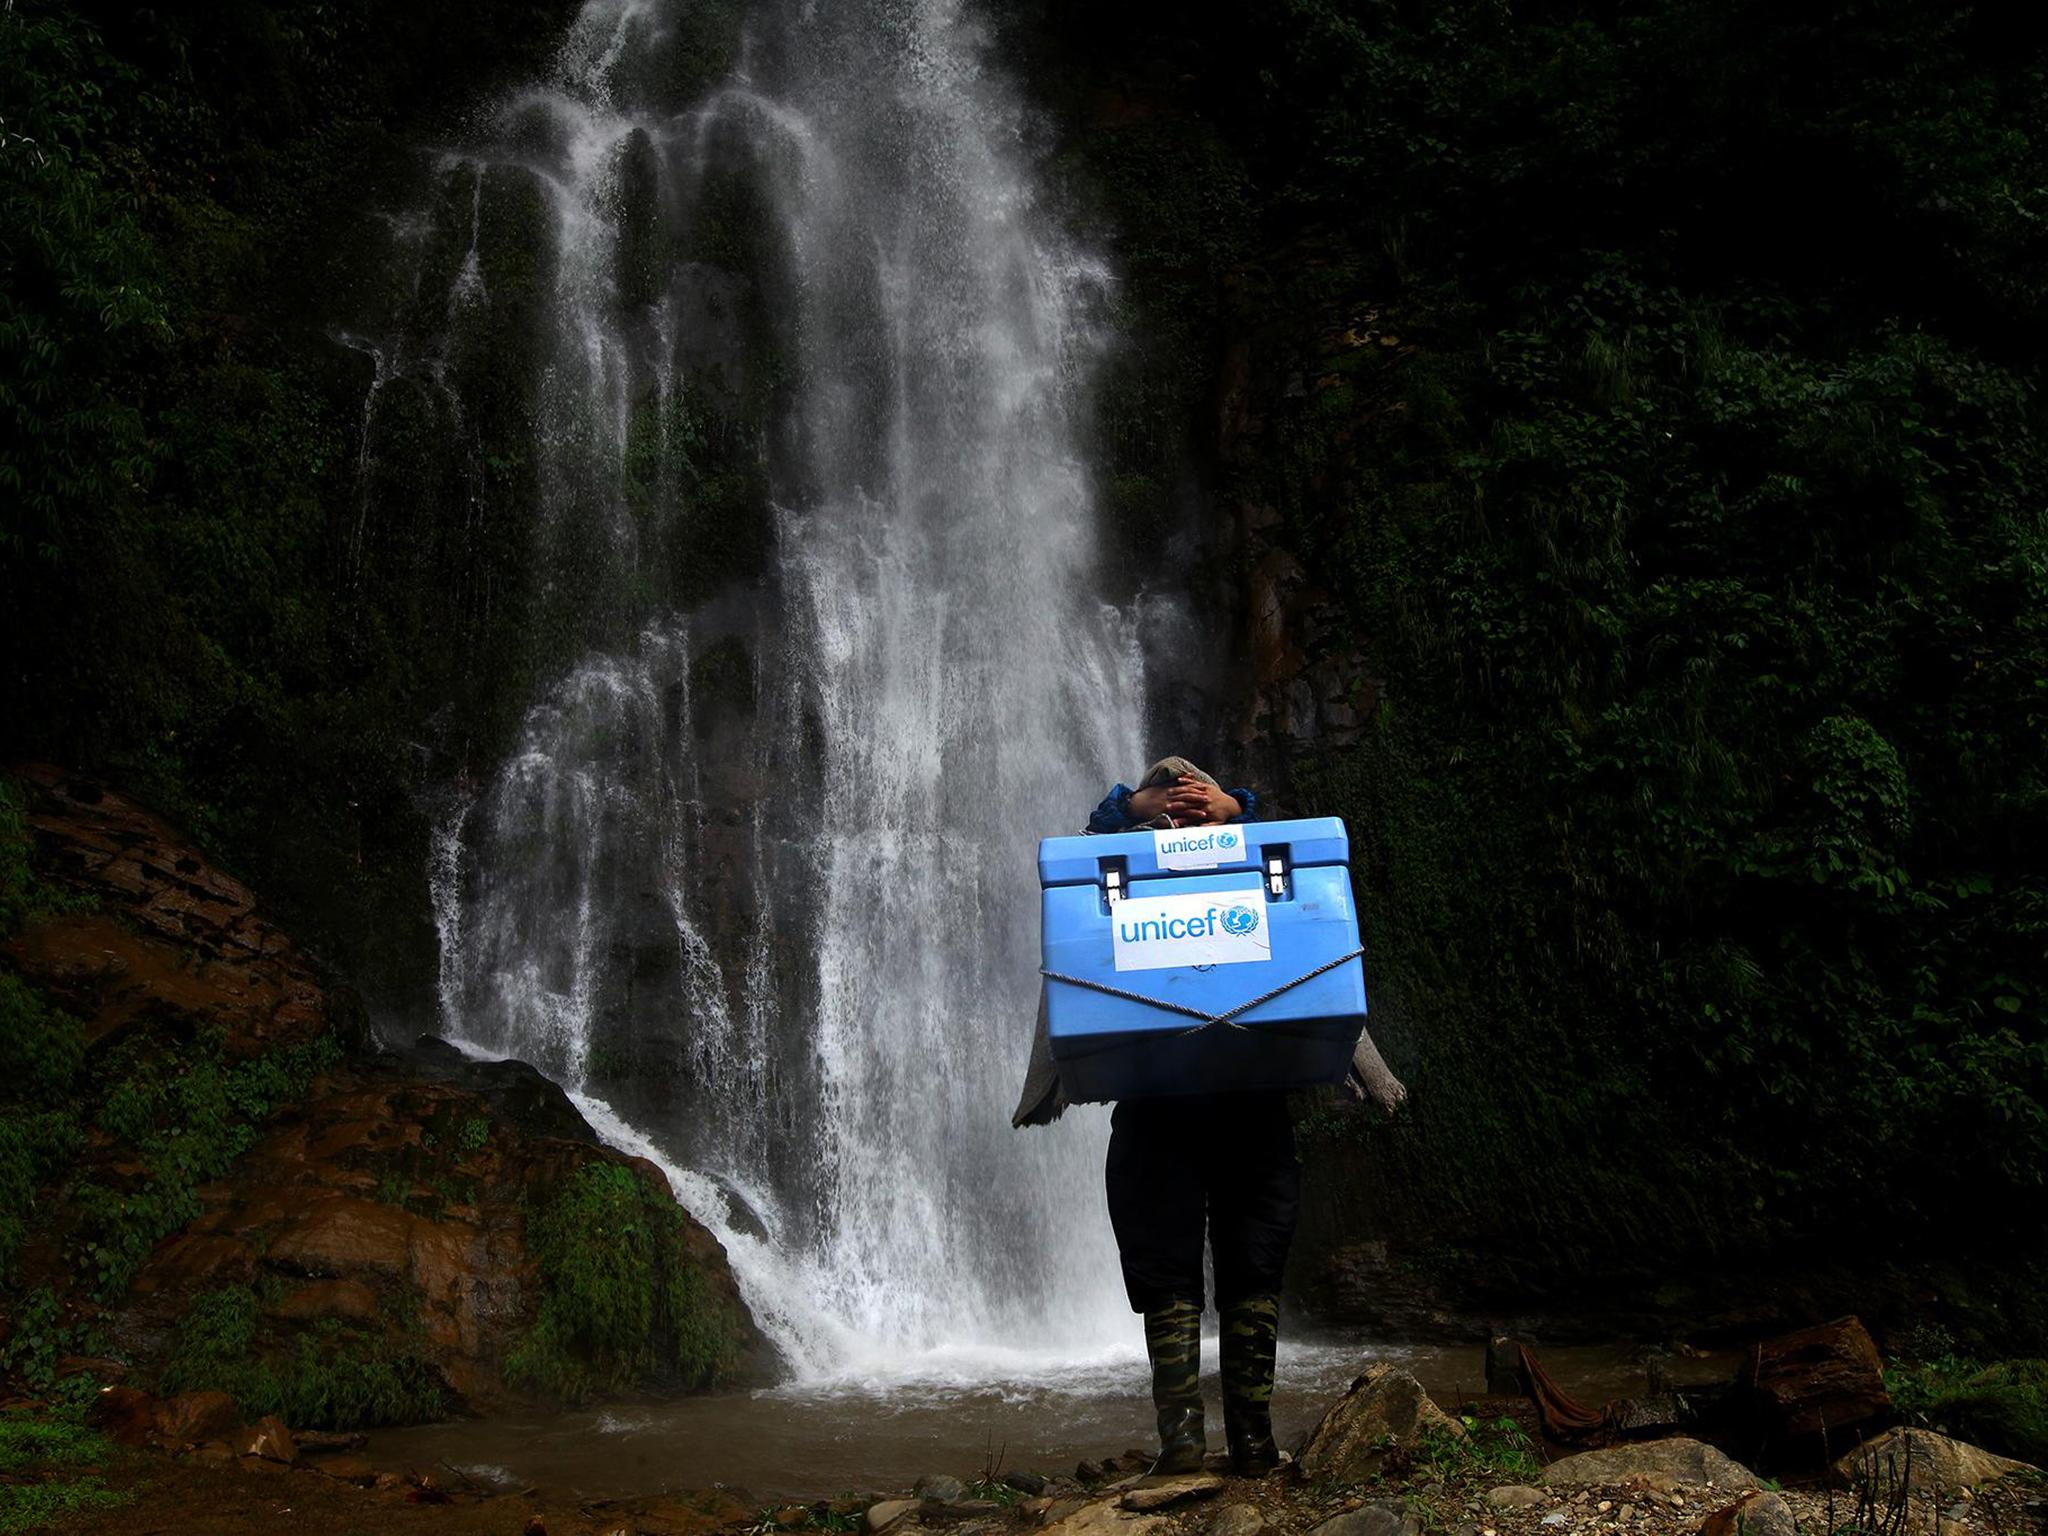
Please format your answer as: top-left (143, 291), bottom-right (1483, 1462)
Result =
top-left (160, 1283), bottom-right (449, 1429)
top-left (506, 1161), bottom-right (752, 1402)
top-left (0, 0), bottom-right (585, 1010)
top-left (1030, 0), bottom-right (2048, 1311)
top-left (1890, 1328), bottom-right (2048, 1467)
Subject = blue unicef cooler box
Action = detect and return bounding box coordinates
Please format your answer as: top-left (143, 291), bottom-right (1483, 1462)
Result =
top-left (1038, 817), bottom-right (1368, 1102)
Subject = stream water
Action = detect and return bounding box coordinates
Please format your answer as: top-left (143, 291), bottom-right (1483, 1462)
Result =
top-left (374, 1339), bottom-right (1737, 1501)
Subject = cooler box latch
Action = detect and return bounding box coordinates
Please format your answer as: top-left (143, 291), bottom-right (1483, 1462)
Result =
top-left (1101, 857), bottom-right (1128, 907)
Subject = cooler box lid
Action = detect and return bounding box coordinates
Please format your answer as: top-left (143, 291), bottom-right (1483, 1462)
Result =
top-left (1038, 815), bottom-right (1348, 888)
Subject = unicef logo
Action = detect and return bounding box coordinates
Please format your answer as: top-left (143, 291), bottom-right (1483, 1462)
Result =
top-left (1220, 904), bottom-right (1260, 937)
top-left (1217, 831), bottom-right (1239, 849)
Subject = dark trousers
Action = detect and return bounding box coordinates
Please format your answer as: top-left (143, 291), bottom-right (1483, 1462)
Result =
top-left (1104, 1091), bottom-right (1301, 1313)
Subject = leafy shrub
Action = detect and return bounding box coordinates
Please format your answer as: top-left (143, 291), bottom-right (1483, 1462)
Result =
top-left (1891, 1349), bottom-right (2048, 1468)
top-left (73, 1028), bottom-right (339, 1299)
top-left (505, 1160), bottom-right (746, 1402)
top-left (0, 977), bottom-right (83, 1277)
top-left (160, 1284), bottom-right (447, 1429)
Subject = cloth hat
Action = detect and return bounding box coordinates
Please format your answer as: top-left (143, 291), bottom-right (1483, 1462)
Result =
top-left (1139, 755), bottom-right (1220, 790)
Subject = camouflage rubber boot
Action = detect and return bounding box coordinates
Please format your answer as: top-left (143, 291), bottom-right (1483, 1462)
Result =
top-left (1220, 1294), bottom-right (1280, 1475)
top-left (1143, 1297), bottom-right (1206, 1475)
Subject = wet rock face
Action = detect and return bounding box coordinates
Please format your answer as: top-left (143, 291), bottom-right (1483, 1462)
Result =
top-left (1, 762), bottom-right (764, 1424)
top-left (119, 1052), bottom-right (766, 1417)
top-left (2, 764), bottom-right (335, 1056)
top-left (403, 1036), bottom-right (598, 1145)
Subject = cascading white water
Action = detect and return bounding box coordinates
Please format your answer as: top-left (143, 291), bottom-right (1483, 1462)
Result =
top-left (374, 0), bottom-right (1156, 1377)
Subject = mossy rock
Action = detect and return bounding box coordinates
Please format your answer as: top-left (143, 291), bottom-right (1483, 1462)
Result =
top-left (160, 1284), bottom-right (448, 1430)
top-left (506, 1159), bottom-right (756, 1403)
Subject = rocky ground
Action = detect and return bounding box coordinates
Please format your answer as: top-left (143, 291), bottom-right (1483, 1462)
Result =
top-left (8, 1359), bottom-right (2040, 1536)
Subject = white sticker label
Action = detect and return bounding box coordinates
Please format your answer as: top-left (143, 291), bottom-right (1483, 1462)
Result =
top-left (1111, 887), bottom-right (1272, 972)
top-left (1151, 825), bottom-right (1250, 871)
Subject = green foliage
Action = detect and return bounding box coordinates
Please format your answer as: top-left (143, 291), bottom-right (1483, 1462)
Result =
top-left (1890, 1342), bottom-right (2048, 1469)
top-left (0, 777), bottom-right (34, 937)
top-left (159, 1284), bottom-right (447, 1429)
top-left (1413, 1416), bottom-right (1543, 1488)
top-left (72, 1028), bottom-right (339, 1300)
top-left (0, 8), bottom-right (165, 563)
top-left (0, 0), bottom-right (591, 1024)
top-left (963, 1482), bottom-right (1025, 1508)
top-left (0, 1406), bottom-right (125, 1534)
top-left (0, 1287), bottom-right (81, 1393)
top-left (1038, 0), bottom-right (2048, 1280)
top-left (0, 977), bottom-right (84, 1278)
top-left (0, 774), bottom-right (93, 937)
top-left (505, 1160), bottom-right (747, 1403)
top-left (0, 1406), bottom-right (105, 1475)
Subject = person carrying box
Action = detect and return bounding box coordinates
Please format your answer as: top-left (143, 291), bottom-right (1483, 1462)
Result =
top-left (1013, 757), bottom-right (1406, 1479)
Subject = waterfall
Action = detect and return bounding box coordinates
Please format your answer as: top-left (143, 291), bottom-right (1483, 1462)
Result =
top-left (360, 0), bottom-right (1152, 1376)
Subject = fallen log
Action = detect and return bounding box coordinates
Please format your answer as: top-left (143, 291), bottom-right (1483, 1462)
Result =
top-left (1736, 1315), bottom-right (1893, 1454)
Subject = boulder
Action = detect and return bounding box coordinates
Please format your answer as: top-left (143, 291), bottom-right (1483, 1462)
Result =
top-left (315, 1455), bottom-right (378, 1486)
top-left (1002, 1470), bottom-right (1048, 1496)
top-left (915, 1474), bottom-right (967, 1502)
top-left (1544, 1438), bottom-right (1758, 1490)
top-left (1697, 1491), bottom-right (1797, 1536)
top-left (155, 1389), bottom-right (240, 1445)
top-left (241, 1414), bottom-right (296, 1464)
top-left (1310, 1504), bottom-right (1422, 1536)
top-left (268, 1278), bottom-right (380, 1321)
top-left (1209, 1505), bottom-right (1267, 1536)
top-left (1833, 1427), bottom-right (2035, 1497)
top-left (1044, 1499), bottom-right (1168, 1536)
top-left (1, 764), bottom-right (765, 1431)
top-left (405, 1036), bottom-right (597, 1144)
top-left (1120, 1476), bottom-right (1226, 1511)
top-left (1488, 1486), bottom-right (1548, 1509)
top-left (866, 1499), bottom-right (918, 1533)
top-left (1298, 1364), bottom-right (1465, 1482)
top-left (86, 1384), bottom-right (158, 1446)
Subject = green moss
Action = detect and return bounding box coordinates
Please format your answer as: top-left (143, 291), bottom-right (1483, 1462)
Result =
top-left (0, 1406), bottom-right (127, 1534)
top-left (160, 1284), bottom-right (448, 1429)
top-left (505, 1160), bottom-right (747, 1403)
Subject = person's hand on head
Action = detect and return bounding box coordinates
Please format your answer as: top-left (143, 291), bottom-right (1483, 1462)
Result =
top-left (1163, 775), bottom-right (1241, 826)
top-left (1126, 783), bottom-right (1174, 823)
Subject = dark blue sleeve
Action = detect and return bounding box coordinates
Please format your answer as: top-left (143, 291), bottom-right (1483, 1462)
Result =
top-left (1086, 783), bottom-right (1136, 834)
top-left (1226, 787), bottom-right (1260, 823)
